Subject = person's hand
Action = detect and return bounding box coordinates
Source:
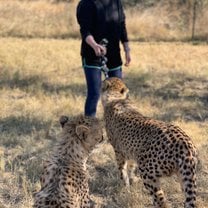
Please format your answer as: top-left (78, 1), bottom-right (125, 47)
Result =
top-left (123, 42), bottom-right (131, 67)
top-left (85, 35), bottom-right (107, 57)
top-left (124, 50), bottom-right (131, 67)
top-left (92, 44), bottom-right (107, 57)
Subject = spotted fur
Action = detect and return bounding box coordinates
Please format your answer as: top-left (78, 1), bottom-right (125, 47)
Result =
top-left (101, 77), bottom-right (198, 208)
top-left (33, 115), bottom-right (103, 208)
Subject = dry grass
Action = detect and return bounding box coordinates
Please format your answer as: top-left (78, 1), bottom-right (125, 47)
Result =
top-left (126, 2), bottom-right (208, 41)
top-left (0, 37), bottom-right (208, 207)
top-left (0, 0), bottom-right (79, 38)
top-left (0, 0), bottom-right (208, 41)
top-left (126, 5), bottom-right (180, 41)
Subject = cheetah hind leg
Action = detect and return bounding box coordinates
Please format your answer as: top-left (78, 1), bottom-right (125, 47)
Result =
top-left (178, 157), bottom-right (197, 208)
top-left (127, 160), bottom-right (139, 185)
top-left (142, 176), bottom-right (169, 208)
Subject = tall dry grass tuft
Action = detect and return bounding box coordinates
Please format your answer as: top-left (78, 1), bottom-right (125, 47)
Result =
top-left (126, 1), bottom-right (208, 41)
top-left (0, 0), bottom-right (79, 38)
top-left (126, 4), bottom-right (180, 41)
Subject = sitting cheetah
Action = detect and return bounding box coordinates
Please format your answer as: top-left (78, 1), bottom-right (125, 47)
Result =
top-left (101, 77), bottom-right (198, 208)
top-left (33, 115), bottom-right (103, 208)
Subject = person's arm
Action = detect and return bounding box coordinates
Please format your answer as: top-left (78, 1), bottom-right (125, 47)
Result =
top-left (120, 22), bottom-right (131, 66)
top-left (118, 0), bottom-right (131, 66)
top-left (118, 0), bottom-right (128, 43)
top-left (122, 41), bottom-right (131, 67)
top-left (76, 0), bottom-right (94, 41)
top-left (76, 0), bottom-right (105, 56)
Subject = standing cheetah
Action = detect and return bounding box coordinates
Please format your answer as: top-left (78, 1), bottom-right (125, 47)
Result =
top-left (33, 115), bottom-right (103, 208)
top-left (101, 77), bottom-right (198, 208)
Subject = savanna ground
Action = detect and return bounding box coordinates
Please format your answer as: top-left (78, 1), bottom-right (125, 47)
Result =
top-left (0, 1), bottom-right (208, 208)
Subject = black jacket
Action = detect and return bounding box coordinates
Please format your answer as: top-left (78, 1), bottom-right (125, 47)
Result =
top-left (76, 0), bottom-right (128, 69)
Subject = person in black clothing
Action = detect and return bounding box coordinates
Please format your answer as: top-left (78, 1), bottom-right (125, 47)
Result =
top-left (76, 0), bottom-right (131, 117)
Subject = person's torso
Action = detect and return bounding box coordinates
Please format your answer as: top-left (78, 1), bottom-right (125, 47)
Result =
top-left (81, 0), bottom-right (123, 68)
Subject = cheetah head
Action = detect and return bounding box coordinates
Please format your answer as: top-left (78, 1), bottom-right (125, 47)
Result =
top-left (101, 77), bottom-right (129, 105)
top-left (59, 115), bottom-right (104, 152)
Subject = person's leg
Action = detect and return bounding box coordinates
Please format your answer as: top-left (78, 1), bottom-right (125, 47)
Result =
top-left (84, 67), bottom-right (102, 117)
top-left (108, 67), bottom-right (122, 79)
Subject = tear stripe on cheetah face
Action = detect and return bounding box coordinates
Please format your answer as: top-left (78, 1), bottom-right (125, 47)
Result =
top-left (101, 77), bottom-right (198, 208)
top-left (33, 115), bottom-right (103, 208)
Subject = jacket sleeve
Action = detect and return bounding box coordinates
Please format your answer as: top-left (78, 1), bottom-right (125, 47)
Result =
top-left (76, 0), bottom-right (95, 40)
top-left (118, 0), bottom-right (129, 43)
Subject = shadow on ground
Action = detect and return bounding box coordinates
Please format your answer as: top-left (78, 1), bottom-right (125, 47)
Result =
top-left (0, 115), bottom-right (52, 148)
top-left (125, 71), bottom-right (208, 122)
top-left (0, 116), bottom-right (50, 136)
top-left (0, 69), bottom-right (86, 97)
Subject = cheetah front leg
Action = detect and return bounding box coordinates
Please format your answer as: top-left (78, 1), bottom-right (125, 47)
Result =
top-left (127, 160), bottom-right (138, 185)
top-left (80, 188), bottom-right (94, 208)
top-left (40, 160), bottom-right (58, 188)
top-left (80, 196), bottom-right (94, 208)
top-left (141, 174), bottom-right (169, 208)
top-left (114, 150), bottom-right (130, 186)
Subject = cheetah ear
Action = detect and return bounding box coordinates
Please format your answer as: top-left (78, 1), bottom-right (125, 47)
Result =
top-left (75, 125), bottom-right (89, 140)
top-left (102, 79), bottom-right (111, 92)
top-left (59, 115), bottom-right (69, 128)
